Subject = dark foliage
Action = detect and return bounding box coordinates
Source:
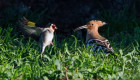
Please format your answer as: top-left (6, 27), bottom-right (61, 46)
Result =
top-left (0, 0), bottom-right (139, 37)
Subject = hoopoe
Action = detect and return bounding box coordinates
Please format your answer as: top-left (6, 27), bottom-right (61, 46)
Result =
top-left (74, 20), bottom-right (114, 54)
top-left (18, 17), bottom-right (57, 57)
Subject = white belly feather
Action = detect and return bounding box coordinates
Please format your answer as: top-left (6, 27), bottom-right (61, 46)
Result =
top-left (45, 32), bottom-right (53, 43)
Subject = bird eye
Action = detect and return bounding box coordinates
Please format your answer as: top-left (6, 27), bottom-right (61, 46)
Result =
top-left (92, 24), bottom-right (94, 26)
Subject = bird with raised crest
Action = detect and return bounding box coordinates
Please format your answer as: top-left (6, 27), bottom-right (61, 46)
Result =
top-left (18, 17), bottom-right (57, 57)
top-left (74, 20), bottom-right (114, 54)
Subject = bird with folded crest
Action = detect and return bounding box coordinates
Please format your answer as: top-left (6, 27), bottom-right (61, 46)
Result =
top-left (74, 20), bottom-right (114, 54)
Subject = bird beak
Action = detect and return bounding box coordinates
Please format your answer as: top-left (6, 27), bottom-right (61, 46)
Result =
top-left (55, 27), bottom-right (58, 29)
top-left (74, 25), bottom-right (87, 32)
top-left (103, 22), bottom-right (107, 25)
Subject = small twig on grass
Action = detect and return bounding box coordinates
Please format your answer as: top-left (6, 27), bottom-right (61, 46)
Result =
top-left (60, 66), bottom-right (69, 80)
top-left (15, 73), bottom-right (24, 80)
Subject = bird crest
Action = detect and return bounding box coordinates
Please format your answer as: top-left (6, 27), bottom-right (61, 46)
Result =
top-left (87, 20), bottom-right (106, 27)
top-left (74, 20), bottom-right (106, 32)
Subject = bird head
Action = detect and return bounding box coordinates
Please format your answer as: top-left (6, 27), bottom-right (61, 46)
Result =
top-left (87, 20), bottom-right (106, 28)
top-left (74, 20), bottom-right (106, 32)
top-left (50, 24), bottom-right (57, 31)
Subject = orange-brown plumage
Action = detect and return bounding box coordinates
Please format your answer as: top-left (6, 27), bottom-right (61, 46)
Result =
top-left (86, 20), bottom-right (106, 43)
top-left (74, 20), bottom-right (114, 53)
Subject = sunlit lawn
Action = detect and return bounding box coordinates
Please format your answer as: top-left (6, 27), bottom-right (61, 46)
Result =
top-left (0, 27), bottom-right (140, 80)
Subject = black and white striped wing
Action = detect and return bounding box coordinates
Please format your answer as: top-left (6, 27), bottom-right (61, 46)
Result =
top-left (86, 39), bottom-right (114, 53)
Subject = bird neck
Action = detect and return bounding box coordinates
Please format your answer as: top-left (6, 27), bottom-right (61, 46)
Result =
top-left (86, 27), bottom-right (105, 43)
top-left (49, 28), bottom-right (55, 33)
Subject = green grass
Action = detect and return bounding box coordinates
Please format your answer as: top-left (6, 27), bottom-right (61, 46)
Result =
top-left (0, 1), bottom-right (139, 80)
top-left (0, 27), bottom-right (140, 80)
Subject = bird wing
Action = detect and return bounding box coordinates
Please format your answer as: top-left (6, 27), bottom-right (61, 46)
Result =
top-left (18, 17), bottom-right (44, 40)
top-left (94, 39), bottom-right (114, 53)
top-left (86, 39), bottom-right (114, 53)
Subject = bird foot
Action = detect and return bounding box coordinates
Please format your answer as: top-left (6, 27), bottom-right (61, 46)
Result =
top-left (50, 42), bottom-right (53, 45)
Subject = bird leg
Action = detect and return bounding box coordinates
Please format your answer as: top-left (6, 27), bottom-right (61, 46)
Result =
top-left (50, 41), bottom-right (53, 45)
top-left (40, 44), bottom-right (46, 58)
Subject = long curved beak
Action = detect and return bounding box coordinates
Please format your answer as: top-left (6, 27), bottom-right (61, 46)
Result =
top-left (74, 25), bottom-right (87, 32)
